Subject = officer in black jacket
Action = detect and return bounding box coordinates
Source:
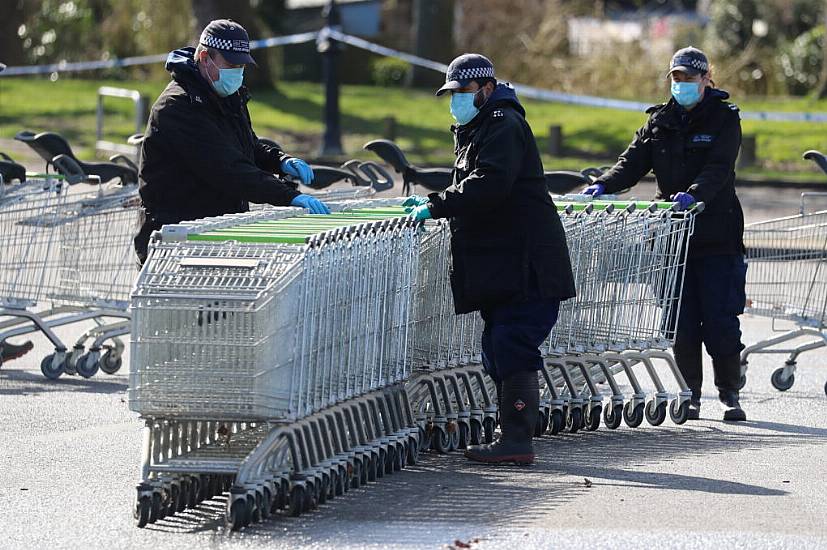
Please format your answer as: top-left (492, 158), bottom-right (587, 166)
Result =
top-left (135, 19), bottom-right (329, 264)
top-left (583, 47), bottom-right (747, 421)
top-left (407, 54), bottom-right (576, 464)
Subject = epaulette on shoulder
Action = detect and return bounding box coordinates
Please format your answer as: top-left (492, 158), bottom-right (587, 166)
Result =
top-left (491, 108), bottom-right (506, 121)
top-left (645, 103), bottom-right (666, 114)
top-left (725, 102), bottom-right (740, 112)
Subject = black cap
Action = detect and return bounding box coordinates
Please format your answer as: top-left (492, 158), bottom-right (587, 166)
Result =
top-left (435, 53), bottom-right (495, 96)
top-left (668, 46), bottom-right (709, 77)
top-left (199, 19), bottom-right (257, 66)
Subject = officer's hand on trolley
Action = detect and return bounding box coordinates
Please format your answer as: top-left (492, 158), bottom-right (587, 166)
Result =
top-left (402, 195), bottom-right (429, 208)
top-left (281, 158), bottom-right (315, 185)
top-left (670, 192), bottom-right (696, 211)
top-left (291, 194), bottom-right (330, 214)
top-left (581, 183), bottom-right (605, 196)
top-left (407, 203), bottom-right (432, 221)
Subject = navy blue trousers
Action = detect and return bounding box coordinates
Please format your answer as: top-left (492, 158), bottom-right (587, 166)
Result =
top-left (672, 254), bottom-right (747, 397)
top-left (480, 298), bottom-right (560, 383)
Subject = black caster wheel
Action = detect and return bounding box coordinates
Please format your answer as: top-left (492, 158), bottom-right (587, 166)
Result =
top-left (288, 486), bottom-right (305, 517)
top-left (375, 451), bottom-right (385, 479)
top-left (824, 379), bottom-right (827, 398)
top-left (188, 478), bottom-right (200, 508)
top-left (75, 353), bottom-right (100, 379)
top-left (603, 403), bottom-right (623, 430)
top-left (350, 461), bottom-right (362, 489)
top-left (308, 481), bottom-right (320, 511)
top-left (135, 496), bottom-right (151, 528)
top-left (623, 401), bottom-right (645, 428)
top-left (407, 439), bottom-right (419, 466)
top-left (771, 367), bottom-right (795, 391)
top-left (469, 419), bottom-right (482, 445)
top-left (586, 405), bottom-right (602, 431)
top-left (99, 349), bottom-right (123, 375)
top-left (645, 400), bottom-right (667, 426)
top-left (669, 399), bottom-right (690, 425)
top-left (149, 492), bottom-right (161, 524)
top-left (448, 424), bottom-right (461, 451)
top-left (549, 409), bottom-right (564, 435)
top-left (431, 426), bottom-right (451, 454)
top-left (248, 493), bottom-right (260, 524)
top-left (261, 487), bottom-right (272, 519)
top-left (178, 480), bottom-right (190, 512)
top-left (272, 481), bottom-right (288, 513)
top-left (228, 498), bottom-right (248, 531)
top-left (318, 476), bottom-right (329, 505)
top-left (458, 422), bottom-right (470, 449)
top-left (535, 410), bottom-right (549, 437)
top-left (482, 417), bottom-right (495, 444)
top-left (167, 484), bottom-right (179, 518)
top-left (40, 354), bottom-right (64, 380)
top-left (338, 465), bottom-right (350, 494)
top-left (383, 448), bottom-right (394, 475)
top-left (367, 455), bottom-right (379, 482)
top-left (566, 407), bottom-right (583, 433)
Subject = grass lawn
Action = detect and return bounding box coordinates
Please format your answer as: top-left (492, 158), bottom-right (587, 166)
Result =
top-left (1, 76), bottom-right (826, 179)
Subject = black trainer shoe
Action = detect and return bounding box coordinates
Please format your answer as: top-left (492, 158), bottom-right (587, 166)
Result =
top-left (0, 339), bottom-right (34, 363)
top-left (687, 399), bottom-right (701, 420)
top-left (719, 390), bottom-right (746, 422)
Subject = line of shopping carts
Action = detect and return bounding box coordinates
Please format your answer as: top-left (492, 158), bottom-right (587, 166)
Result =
top-left (0, 174), bottom-right (140, 378)
top-left (129, 196), bottom-right (702, 530)
top-left (741, 192), bottom-right (827, 397)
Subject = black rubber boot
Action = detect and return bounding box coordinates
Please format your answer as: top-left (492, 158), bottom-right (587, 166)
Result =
top-left (465, 370), bottom-right (538, 465)
top-left (719, 390), bottom-right (747, 422)
top-left (0, 339), bottom-right (34, 364)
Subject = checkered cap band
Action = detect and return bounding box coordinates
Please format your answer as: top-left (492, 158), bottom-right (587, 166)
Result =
top-left (200, 32), bottom-right (250, 53)
top-left (672, 55), bottom-right (708, 72)
top-left (447, 66), bottom-right (495, 82)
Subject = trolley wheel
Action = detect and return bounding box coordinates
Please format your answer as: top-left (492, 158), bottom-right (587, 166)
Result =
top-left (432, 426), bottom-right (451, 454)
top-left (407, 439), bottom-right (419, 466)
top-left (669, 399), bottom-right (690, 425)
top-left (135, 496), bottom-right (151, 528)
top-left (288, 486), bottom-right (305, 517)
top-left (309, 481), bottom-right (320, 510)
top-left (645, 400), bottom-right (667, 426)
top-left (40, 354), bottom-right (64, 380)
top-left (736, 373), bottom-right (747, 390)
top-left (586, 405), bottom-right (602, 431)
top-left (603, 403), bottom-right (623, 430)
top-left (318, 476), bottom-right (329, 505)
top-left (167, 484), bottom-right (179, 517)
top-left (448, 424), bottom-right (461, 452)
top-left (458, 421), bottom-right (470, 449)
top-left (75, 353), bottom-right (100, 379)
top-left (771, 368), bottom-right (795, 391)
top-left (548, 409), bottom-right (564, 435)
top-left (149, 492), bottom-right (161, 524)
top-left (383, 448), bottom-right (394, 475)
top-left (469, 419), bottom-right (482, 445)
top-left (228, 498), bottom-right (248, 531)
top-left (375, 450), bottom-right (386, 479)
top-left (350, 461), bottom-right (362, 489)
top-left (99, 349), bottom-right (123, 375)
top-left (824, 379), bottom-right (827, 398)
top-left (566, 407), bottom-right (583, 433)
top-left (623, 401), bottom-right (645, 428)
top-left (535, 410), bottom-right (549, 437)
top-left (367, 455), bottom-right (379, 482)
top-left (482, 417), bottom-right (495, 444)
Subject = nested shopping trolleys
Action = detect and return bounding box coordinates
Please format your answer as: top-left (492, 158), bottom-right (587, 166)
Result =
top-left (740, 202), bottom-right (827, 397)
top-left (0, 179), bottom-right (141, 377)
top-left (130, 205), bottom-right (425, 529)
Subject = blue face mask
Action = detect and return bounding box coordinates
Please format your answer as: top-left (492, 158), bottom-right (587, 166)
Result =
top-left (671, 80), bottom-right (702, 107)
top-left (208, 59), bottom-right (244, 97)
top-left (450, 92), bottom-right (480, 125)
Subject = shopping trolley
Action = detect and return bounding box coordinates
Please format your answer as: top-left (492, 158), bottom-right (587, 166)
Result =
top-left (740, 193), bottom-right (827, 397)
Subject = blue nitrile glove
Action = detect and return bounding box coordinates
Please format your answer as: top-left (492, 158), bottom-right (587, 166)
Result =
top-left (408, 204), bottom-right (432, 222)
top-left (402, 195), bottom-right (429, 208)
top-left (581, 183), bottom-right (605, 196)
top-left (291, 193), bottom-right (331, 214)
top-left (281, 157), bottom-right (315, 185)
top-left (670, 192), bottom-right (696, 211)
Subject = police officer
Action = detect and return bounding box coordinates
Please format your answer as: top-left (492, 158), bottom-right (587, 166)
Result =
top-left (583, 47), bottom-right (747, 421)
top-left (134, 19), bottom-right (329, 264)
top-left (407, 54), bottom-right (576, 464)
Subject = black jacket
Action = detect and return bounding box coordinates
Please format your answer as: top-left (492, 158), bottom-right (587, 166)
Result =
top-left (134, 47), bottom-right (300, 262)
top-left (596, 88), bottom-right (745, 258)
top-left (428, 83), bottom-right (576, 314)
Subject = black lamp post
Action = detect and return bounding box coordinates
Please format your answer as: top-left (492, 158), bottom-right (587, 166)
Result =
top-left (318, 0), bottom-right (344, 157)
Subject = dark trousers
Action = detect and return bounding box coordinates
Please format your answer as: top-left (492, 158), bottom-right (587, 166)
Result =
top-left (673, 254), bottom-right (747, 398)
top-left (480, 298), bottom-right (560, 384)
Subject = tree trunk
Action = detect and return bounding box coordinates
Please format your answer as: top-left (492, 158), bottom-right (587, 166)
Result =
top-left (190, 0), bottom-right (276, 88)
top-left (818, 0), bottom-right (827, 98)
top-left (0, 0), bottom-right (27, 65)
